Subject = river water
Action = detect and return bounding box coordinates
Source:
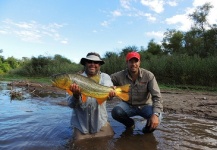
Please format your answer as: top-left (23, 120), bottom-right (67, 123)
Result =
top-left (0, 82), bottom-right (217, 150)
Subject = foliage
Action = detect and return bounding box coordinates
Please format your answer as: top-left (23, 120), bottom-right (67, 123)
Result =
top-left (162, 29), bottom-right (184, 55)
top-left (146, 39), bottom-right (163, 55)
top-left (9, 55), bottom-right (81, 77)
top-left (1, 3), bottom-right (217, 88)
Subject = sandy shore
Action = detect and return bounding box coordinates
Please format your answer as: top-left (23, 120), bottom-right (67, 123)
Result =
top-left (162, 89), bottom-right (217, 120)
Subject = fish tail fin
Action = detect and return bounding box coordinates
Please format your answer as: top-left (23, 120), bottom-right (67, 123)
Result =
top-left (115, 84), bottom-right (130, 101)
top-left (116, 84), bottom-right (130, 93)
top-left (116, 92), bottom-right (129, 101)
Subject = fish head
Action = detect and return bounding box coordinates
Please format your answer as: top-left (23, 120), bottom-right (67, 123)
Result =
top-left (51, 73), bottom-right (72, 90)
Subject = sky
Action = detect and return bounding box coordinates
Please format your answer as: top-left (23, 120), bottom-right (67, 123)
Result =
top-left (0, 0), bottom-right (217, 63)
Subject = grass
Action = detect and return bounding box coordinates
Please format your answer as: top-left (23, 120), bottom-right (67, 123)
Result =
top-left (0, 74), bottom-right (51, 84)
top-left (159, 84), bottom-right (217, 92)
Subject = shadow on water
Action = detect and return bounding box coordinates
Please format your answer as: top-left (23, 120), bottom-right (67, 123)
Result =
top-left (0, 82), bottom-right (217, 150)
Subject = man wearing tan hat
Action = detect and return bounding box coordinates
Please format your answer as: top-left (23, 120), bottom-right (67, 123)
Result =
top-left (111, 51), bottom-right (163, 133)
top-left (67, 52), bottom-right (115, 140)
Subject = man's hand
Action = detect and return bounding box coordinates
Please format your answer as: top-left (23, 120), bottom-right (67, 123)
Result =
top-left (148, 114), bottom-right (159, 130)
top-left (108, 86), bottom-right (116, 99)
top-left (70, 83), bottom-right (81, 99)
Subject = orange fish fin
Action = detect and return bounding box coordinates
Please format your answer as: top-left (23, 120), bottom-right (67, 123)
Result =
top-left (96, 98), bottom-right (107, 105)
top-left (116, 84), bottom-right (130, 93)
top-left (116, 92), bottom-right (129, 101)
top-left (81, 94), bottom-right (87, 103)
top-left (66, 89), bottom-right (73, 95)
top-left (115, 84), bottom-right (130, 101)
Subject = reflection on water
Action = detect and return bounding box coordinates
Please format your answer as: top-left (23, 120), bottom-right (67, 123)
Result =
top-left (0, 82), bottom-right (217, 150)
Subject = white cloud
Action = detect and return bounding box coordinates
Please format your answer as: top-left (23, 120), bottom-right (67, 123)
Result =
top-left (117, 41), bottom-right (123, 44)
top-left (165, 14), bottom-right (192, 31)
top-left (144, 13), bottom-right (157, 22)
top-left (101, 21), bottom-right (109, 27)
top-left (120, 0), bottom-right (132, 9)
top-left (193, 0), bottom-right (217, 25)
top-left (140, 0), bottom-right (164, 13)
top-left (167, 0), bottom-right (178, 6)
top-left (145, 31), bottom-right (164, 39)
top-left (0, 19), bottom-right (67, 44)
top-left (165, 0), bottom-right (217, 31)
top-left (61, 40), bottom-right (68, 44)
top-left (0, 30), bottom-right (7, 34)
top-left (111, 10), bottom-right (122, 17)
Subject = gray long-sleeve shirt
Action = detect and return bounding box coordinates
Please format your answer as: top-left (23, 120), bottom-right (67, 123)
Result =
top-left (111, 68), bottom-right (163, 113)
top-left (67, 72), bottom-right (113, 134)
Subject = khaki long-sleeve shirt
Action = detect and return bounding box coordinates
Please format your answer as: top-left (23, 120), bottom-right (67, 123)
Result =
top-left (111, 68), bottom-right (163, 113)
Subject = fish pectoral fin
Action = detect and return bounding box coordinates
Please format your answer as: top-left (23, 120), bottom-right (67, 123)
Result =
top-left (81, 94), bottom-right (87, 103)
top-left (96, 98), bottom-right (107, 105)
top-left (66, 89), bottom-right (73, 95)
top-left (116, 84), bottom-right (130, 93)
top-left (116, 92), bottom-right (129, 101)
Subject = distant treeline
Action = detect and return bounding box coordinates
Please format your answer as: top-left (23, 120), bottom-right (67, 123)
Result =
top-left (102, 53), bottom-right (217, 87)
top-left (0, 3), bottom-right (216, 87)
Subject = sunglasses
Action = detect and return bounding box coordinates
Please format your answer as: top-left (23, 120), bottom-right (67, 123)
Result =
top-left (86, 60), bottom-right (100, 64)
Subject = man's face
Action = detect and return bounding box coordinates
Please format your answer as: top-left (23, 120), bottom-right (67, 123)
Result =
top-left (85, 60), bottom-right (101, 76)
top-left (127, 58), bottom-right (140, 73)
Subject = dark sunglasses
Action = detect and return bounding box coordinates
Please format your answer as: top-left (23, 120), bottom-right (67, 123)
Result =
top-left (86, 60), bottom-right (100, 64)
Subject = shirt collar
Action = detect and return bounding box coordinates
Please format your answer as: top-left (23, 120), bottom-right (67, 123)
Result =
top-left (125, 68), bottom-right (142, 78)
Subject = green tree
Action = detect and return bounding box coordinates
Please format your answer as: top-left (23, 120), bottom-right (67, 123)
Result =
top-left (183, 29), bottom-right (203, 56)
top-left (146, 39), bottom-right (163, 55)
top-left (5, 57), bottom-right (20, 69)
top-left (162, 29), bottom-right (184, 55)
top-left (0, 62), bottom-right (11, 72)
top-left (120, 45), bottom-right (138, 57)
top-left (104, 51), bottom-right (118, 59)
top-left (204, 26), bottom-right (217, 56)
top-left (53, 54), bottom-right (72, 64)
top-left (189, 2), bottom-right (213, 57)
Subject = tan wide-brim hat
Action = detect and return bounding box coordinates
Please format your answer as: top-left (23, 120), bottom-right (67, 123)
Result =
top-left (80, 54), bottom-right (105, 65)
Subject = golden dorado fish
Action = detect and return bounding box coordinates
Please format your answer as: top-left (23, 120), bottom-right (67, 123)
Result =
top-left (51, 73), bottom-right (130, 104)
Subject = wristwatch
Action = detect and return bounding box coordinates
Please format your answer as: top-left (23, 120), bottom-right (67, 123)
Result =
top-left (154, 113), bottom-right (160, 117)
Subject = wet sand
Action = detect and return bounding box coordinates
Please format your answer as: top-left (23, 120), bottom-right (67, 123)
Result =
top-left (9, 81), bottom-right (217, 120)
top-left (162, 89), bottom-right (217, 120)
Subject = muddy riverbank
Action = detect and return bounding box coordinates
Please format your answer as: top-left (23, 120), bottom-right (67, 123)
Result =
top-left (8, 81), bottom-right (217, 120)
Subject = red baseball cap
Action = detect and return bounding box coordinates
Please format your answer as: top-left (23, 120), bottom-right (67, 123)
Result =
top-left (126, 52), bottom-right (140, 61)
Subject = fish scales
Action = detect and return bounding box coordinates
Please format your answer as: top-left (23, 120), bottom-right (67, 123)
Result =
top-left (69, 74), bottom-right (111, 93)
top-left (51, 73), bottom-right (130, 104)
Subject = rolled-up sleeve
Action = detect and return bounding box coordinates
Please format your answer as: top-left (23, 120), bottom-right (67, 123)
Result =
top-left (148, 76), bottom-right (163, 113)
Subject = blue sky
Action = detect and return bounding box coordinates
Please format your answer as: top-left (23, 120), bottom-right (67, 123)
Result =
top-left (0, 0), bottom-right (217, 63)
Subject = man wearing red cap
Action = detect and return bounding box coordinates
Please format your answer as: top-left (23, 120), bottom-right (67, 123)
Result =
top-left (111, 51), bottom-right (163, 133)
